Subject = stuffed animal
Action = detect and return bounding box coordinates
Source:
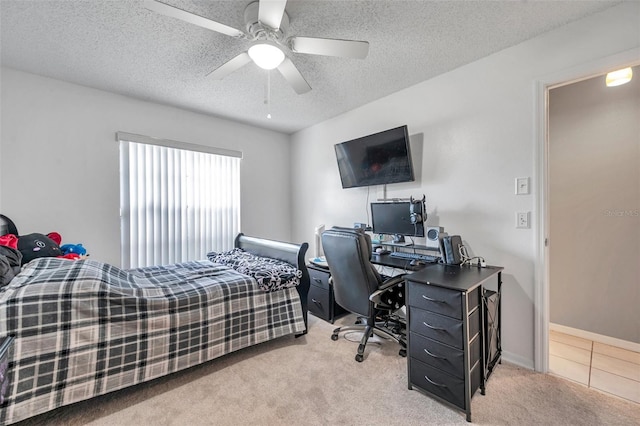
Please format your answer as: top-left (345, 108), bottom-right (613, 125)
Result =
top-left (1, 214), bottom-right (89, 264)
top-left (18, 233), bottom-right (63, 265)
top-left (60, 244), bottom-right (87, 256)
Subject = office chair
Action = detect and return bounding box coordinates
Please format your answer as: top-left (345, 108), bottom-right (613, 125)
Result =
top-left (321, 227), bottom-right (406, 362)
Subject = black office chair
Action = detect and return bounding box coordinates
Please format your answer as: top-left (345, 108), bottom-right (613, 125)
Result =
top-left (321, 227), bottom-right (406, 362)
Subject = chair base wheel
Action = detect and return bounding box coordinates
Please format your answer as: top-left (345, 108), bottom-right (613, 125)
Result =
top-left (399, 348), bottom-right (407, 357)
top-left (355, 354), bottom-right (364, 362)
top-left (331, 333), bottom-right (339, 341)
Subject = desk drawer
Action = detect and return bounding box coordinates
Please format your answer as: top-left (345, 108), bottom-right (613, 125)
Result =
top-left (407, 281), bottom-right (481, 320)
top-left (410, 332), bottom-right (465, 378)
top-left (410, 358), bottom-right (482, 411)
top-left (308, 267), bottom-right (331, 291)
top-left (408, 281), bottom-right (463, 319)
top-left (410, 308), bottom-right (480, 350)
top-left (410, 333), bottom-right (480, 380)
top-left (410, 358), bottom-right (465, 410)
top-left (308, 284), bottom-right (331, 322)
top-left (410, 309), bottom-right (463, 349)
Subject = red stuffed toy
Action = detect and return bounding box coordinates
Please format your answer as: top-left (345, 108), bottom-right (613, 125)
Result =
top-left (0, 234), bottom-right (18, 250)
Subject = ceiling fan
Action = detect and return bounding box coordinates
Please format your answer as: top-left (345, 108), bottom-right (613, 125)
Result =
top-left (144, 0), bottom-right (370, 94)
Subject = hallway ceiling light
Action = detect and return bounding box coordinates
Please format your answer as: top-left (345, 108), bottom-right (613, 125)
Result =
top-left (248, 43), bottom-right (285, 70)
top-left (605, 67), bottom-right (633, 87)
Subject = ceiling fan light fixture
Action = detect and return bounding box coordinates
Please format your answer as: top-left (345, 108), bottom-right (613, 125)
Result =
top-left (248, 43), bottom-right (285, 70)
top-left (605, 67), bottom-right (633, 87)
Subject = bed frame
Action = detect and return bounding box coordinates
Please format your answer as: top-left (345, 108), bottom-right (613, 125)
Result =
top-left (234, 233), bottom-right (310, 333)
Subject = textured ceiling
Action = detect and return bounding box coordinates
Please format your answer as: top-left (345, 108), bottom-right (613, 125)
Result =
top-left (0, 0), bottom-right (620, 134)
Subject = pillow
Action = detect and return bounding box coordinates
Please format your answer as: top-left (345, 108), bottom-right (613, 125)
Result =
top-left (208, 248), bottom-right (301, 292)
top-left (17, 233), bottom-right (63, 265)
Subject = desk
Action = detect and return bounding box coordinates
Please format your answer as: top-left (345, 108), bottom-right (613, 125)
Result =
top-left (404, 264), bottom-right (503, 422)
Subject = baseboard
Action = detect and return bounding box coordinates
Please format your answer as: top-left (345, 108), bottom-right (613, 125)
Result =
top-left (502, 350), bottom-right (534, 370)
top-left (550, 323), bottom-right (640, 353)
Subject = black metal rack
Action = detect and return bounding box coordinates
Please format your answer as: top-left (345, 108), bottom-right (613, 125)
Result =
top-left (483, 288), bottom-right (501, 382)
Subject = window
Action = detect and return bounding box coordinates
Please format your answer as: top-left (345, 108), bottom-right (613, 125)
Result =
top-left (118, 132), bottom-right (241, 268)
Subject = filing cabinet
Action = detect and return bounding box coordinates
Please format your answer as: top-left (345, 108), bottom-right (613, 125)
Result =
top-left (307, 264), bottom-right (347, 323)
top-left (405, 264), bottom-right (503, 422)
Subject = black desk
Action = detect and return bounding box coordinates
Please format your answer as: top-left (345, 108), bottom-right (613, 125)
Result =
top-left (404, 264), bottom-right (503, 422)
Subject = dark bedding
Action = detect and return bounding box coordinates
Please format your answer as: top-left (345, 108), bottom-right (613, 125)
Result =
top-left (208, 248), bottom-right (302, 292)
top-left (0, 257), bottom-right (305, 424)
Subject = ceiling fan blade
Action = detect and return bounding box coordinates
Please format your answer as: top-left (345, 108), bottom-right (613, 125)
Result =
top-left (258, 0), bottom-right (288, 30)
top-left (207, 52), bottom-right (252, 80)
top-left (144, 0), bottom-right (244, 38)
top-left (290, 37), bottom-right (369, 59)
top-left (277, 58), bottom-right (311, 95)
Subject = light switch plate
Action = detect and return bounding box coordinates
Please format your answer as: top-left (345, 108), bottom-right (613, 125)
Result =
top-left (515, 177), bottom-right (530, 195)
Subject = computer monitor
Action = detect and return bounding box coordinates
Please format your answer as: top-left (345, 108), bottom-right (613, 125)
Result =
top-left (371, 202), bottom-right (425, 243)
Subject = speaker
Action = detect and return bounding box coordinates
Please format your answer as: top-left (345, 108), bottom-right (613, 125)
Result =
top-left (442, 235), bottom-right (462, 265)
top-left (314, 224), bottom-right (325, 258)
top-left (425, 226), bottom-right (444, 249)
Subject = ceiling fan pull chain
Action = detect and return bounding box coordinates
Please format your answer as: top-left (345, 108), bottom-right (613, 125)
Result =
top-left (266, 70), bottom-right (272, 119)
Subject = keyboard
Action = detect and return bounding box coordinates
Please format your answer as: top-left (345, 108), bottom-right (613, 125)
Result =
top-left (389, 251), bottom-right (439, 262)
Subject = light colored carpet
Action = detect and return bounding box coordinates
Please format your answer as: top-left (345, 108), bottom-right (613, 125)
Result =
top-left (16, 314), bottom-right (640, 425)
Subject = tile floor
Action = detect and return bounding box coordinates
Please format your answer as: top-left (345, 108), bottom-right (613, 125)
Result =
top-left (549, 329), bottom-right (640, 404)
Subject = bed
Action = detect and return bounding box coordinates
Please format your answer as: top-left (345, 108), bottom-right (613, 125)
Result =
top-left (0, 223), bottom-right (310, 425)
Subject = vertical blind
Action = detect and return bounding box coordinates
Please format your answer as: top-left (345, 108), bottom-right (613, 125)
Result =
top-left (118, 134), bottom-right (241, 269)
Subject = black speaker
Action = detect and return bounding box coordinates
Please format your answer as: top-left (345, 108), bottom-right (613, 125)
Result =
top-left (442, 235), bottom-right (462, 265)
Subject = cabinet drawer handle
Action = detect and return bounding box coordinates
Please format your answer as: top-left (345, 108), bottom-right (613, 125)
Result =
top-left (422, 295), bottom-right (444, 303)
top-left (313, 278), bottom-right (323, 284)
top-left (424, 348), bottom-right (445, 359)
top-left (424, 375), bottom-right (447, 388)
top-left (422, 321), bottom-right (445, 331)
top-left (311, 298), bottom-right (323, 307)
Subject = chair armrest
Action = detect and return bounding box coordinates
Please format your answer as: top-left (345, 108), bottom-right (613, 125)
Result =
top-left (370, 275), bottom-right (405, 308)
top-left (378, 275), bottom-right (405, 291)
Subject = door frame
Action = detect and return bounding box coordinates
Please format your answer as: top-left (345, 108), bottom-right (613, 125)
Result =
top-left (533, 48), bottom-right (640, 372)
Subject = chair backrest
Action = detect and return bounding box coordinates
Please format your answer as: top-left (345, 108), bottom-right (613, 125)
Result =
top-left (321, 227), bottom-right (382, 317)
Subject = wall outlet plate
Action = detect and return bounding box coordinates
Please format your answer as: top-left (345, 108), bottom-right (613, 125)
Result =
top-left (516, 211), bottom-right (530, 228)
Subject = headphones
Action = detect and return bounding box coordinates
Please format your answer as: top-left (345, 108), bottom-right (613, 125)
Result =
top-left (409, 195), bottom-right (426, 224)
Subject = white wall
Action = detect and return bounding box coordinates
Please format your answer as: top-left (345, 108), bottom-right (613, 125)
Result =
top-left (290, 3), bottom-right (640, 368)
top-left (0, 68), bottom-right (292, 266)
top-left (549, 67), bottom-right (639, 344)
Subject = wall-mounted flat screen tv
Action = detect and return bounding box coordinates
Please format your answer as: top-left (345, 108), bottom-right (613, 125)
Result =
top-left (334, 125), bottom-right (414, 188)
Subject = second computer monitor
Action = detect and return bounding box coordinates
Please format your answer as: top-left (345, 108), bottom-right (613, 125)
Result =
top-left (371, 202), bottom-right (425, 243)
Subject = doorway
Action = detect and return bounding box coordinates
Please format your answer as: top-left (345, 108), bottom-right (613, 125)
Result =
top-left (537, 58), bottom-right (640, 403)
top-left (534, 48), bottom-right (640, 372)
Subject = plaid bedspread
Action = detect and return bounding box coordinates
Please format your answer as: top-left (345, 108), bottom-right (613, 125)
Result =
top-left (0, 258), bottom-right (305, 425)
